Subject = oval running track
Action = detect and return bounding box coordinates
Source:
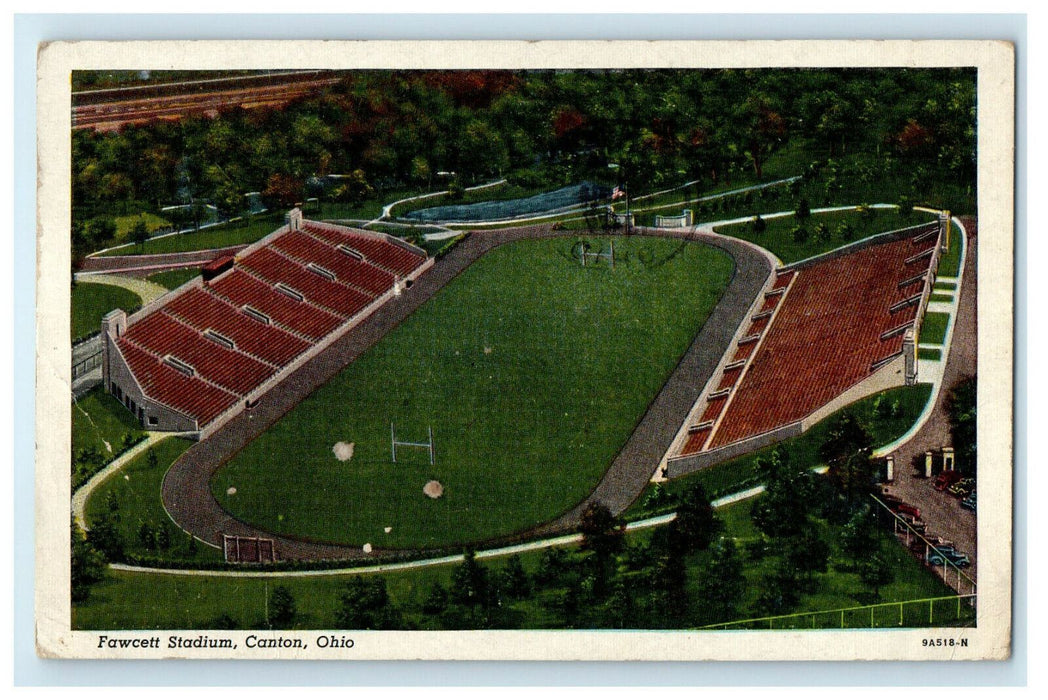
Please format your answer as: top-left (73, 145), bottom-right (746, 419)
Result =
top-left (160, 224), bottom-right (773, 561)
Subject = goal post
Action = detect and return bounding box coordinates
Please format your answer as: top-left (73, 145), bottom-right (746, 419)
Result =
top-left (391, 421), bottom-right (435, 465)
top-left (577, 239), bottom-right (615, 268)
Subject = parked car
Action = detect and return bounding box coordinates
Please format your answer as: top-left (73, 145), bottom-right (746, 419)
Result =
top-left (934, 470), bottom-right (963, 491)
top-left (927, 547), bottom-right (971, 568)
top-left (898, 514), bottom-right (927, 533)
top-left (948, 482), bottom-right (972, 498)
top-left (961, 492), bottom-right (977, 511)
top-left (893, 502), bottom-right (921, 519)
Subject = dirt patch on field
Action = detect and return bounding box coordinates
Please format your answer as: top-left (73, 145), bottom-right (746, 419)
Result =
top-left (423, 480), bottom-right (444, 499)
top-left (332, 441), bottom-right (355, 461)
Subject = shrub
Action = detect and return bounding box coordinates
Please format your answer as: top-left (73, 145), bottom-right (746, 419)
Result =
top-left (751, 214), bottom-right (767, 233)
top-left (795, 198), bottom-right (811, 220)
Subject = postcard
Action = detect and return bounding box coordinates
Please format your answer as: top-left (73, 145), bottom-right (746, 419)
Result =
top-left (35, 39), bottom-right (1013, 660)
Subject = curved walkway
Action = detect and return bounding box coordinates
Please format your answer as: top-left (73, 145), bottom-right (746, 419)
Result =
top-left (72, 432), bottom-right (171, 530)
top-left (160, 225), bottom-right (772, 562)
top-left (74, 273), bottom-right (170, 305)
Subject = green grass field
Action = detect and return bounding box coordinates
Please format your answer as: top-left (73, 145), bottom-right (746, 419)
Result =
top-left (713, 209), bottom-right (937, 264)
top-left (211, 237), bottom-right (734, 549)
top-left (72, 387), bottom-right (146, 466)
top-left (918, 348), bottom-right (942, 361)
top-left (114, 212), bottom-right (171, 241)
top-left (72, 498), bottom-right (966, 631)
top-left (626, 383), bottom-right (934, 517)
top-left (921, 312), bottom-right (950, 346)
top-left (71, 282), bottom-right (141, 342)
top-left (98, 213), bottom-right (286, 257)
top-left (84, 437), bottom-right (223, 565)
top-left (937, 221), bottom-right (965, 277)
top-left (146, 268), bottom-right (201, 290)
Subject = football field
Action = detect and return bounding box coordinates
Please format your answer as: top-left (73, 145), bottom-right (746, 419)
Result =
top-left (210, 236), bottom-right (734, 549)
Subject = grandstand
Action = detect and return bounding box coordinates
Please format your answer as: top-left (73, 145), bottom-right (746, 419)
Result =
top-left (100, 209), bottom-right (432, 438)
top-left (664, 221), bottom-right (943, 476)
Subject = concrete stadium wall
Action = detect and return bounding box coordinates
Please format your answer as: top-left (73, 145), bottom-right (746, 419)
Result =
top-left (800, 353), bottom-right (908, 431)
top-left (102, 333), bottom-right (198, 433)
top-left (664, 421), bottom-right (803, 478)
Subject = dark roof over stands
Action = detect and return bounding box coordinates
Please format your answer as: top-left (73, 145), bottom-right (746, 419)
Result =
top-left (114, 220), bottom-right (427, 428)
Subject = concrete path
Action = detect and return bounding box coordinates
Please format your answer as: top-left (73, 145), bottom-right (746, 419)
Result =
top-left (71, 432), bottom-right (171, 530)
top-left (160, 225), bottom-right (771, 562)
top-left (875, 217), bottom-right (977, 589)
top-left (74, 273), bottom-right (170, 305)
top-left (110, 481), bottom-right (770, 579)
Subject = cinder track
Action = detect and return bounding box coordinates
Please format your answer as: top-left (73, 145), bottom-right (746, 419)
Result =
top-left (161, 225), bottom-right (772, 561)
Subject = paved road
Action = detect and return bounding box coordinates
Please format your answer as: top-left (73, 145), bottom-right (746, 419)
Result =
top-left (161, 225), bottom-right (772, 562)
top-left (880, 217), bottom-right (978, 589)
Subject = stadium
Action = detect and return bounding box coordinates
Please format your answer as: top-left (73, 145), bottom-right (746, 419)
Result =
top-left (97, 206), bottom-right (951, 563)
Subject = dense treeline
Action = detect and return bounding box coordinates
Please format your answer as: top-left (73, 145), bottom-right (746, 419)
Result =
top-left (71, 67), bottom-right (975, 258)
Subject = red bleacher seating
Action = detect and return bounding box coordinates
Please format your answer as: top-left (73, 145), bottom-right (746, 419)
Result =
top-left (707, 228), bottom-right (938, 450)
top-left (165, 287), bottom-right (311, 367)
top-left (270, 230), bottom-right (396, 296)
top-left (302, 222), bottom-right (426, 277)
top-left (239, 247), bottom-right (372, 318)
top-left (122, 312), bottom-right (277, 396)
top-left (112, 217), bottom-right (429, 430)
top-left (116, 340), bottom-right (238, 426)
top-left (210, 270), bottom-right (344, 341)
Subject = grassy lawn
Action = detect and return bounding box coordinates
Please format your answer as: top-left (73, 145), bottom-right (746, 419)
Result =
top-left (72, 387), bottom-right (146, 470)
top-left (211, 237), bottom-right (735, 549)
top-left (626, 383), bottom-right (934, 518)
top-left (918, 348), bottom-right (942, 361)
top-left (934, 281), bottom-right (957, 291)
top-left (84, 437), bottom-right (223, 565)
top-left (72, 497), bottom-right (966, 631)
top-left (920, 312), bottom-right (950, 346)
top-left (71, 282), bottom-right (141, 342)
top-left (937, 221), bottom-right (965, 277)
top-left (98, 213), bottom-right (286, 257)
top-left (713, 209), bottom-right (937, 264)
top-left (929, 293), bottom-right (953, 303)
top-left (146, 268), bottom-right (202, 290)
top-left (114, 212), bottom-right (171, 241)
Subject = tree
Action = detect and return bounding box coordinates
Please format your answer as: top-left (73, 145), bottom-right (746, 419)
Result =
top-left (138, 521), bottom-right (156, 550)
top-left (696, 537), bottom-right (746, 624)
top-left (795, 198), bottom-right (811, 220)
top-left (421, 582), bottom-right (449, 615)
top-left (498, 554), bottom-right (531, 599)
top-left (785, 529), bottom-right (831, 586)
top-left (946, 376), bottom-right (976, 477)
top-left (71, 519), bottom-right (106, 603)
top-left (579, 500), bottom-right (625, 560)
top-left (146, 448), bottom-right (158, 471)
top-left (669, 483), bottom-right (722, 554)
top-left (335, 577), bottom-right (401, 630)
top-left (130, 218), bottom-right (149, 251)
top-left (750, 449), bottom-right (814, 540)
top-left (840, 506), bottom-right (878, 567)
top-left (858, 552), bottom-right (895, 599)
top-left (751, 214), bottom-right (767, 233)
top-left (791, 225), bottom-right (809, 244)
top-left (449, 550), bottom-right (489, 608)
top-left (753, 558), bottom-right (801, 616)
top-left (267, 585), bottom-right (297, 629)
top-left (819, 412), bottom-right (876, 501)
